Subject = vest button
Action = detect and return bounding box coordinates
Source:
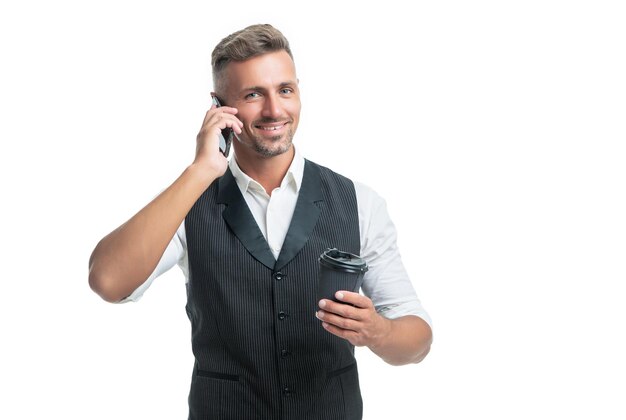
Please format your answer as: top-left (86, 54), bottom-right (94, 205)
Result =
top-left (273, 272), bottom-right (285, 281)
top-left (280, 349), bottom-right (291, 358)
top-left (283, 386), bottom-right (292, 396)
top-left (278, 311), bottom-right (287, 321)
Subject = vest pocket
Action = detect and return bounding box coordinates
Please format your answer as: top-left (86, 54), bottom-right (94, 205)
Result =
top-left (327, 362), bottom-right (356, 380)
top-left (189, 368), bottom-right (243, 419)
top-left (196, 369), bottom-right (239, 382)
top-left (326, 363), bottom-right (363, 420)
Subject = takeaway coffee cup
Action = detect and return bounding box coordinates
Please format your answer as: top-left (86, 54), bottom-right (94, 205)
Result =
top-left (318, 248), bottom-right (368, 303)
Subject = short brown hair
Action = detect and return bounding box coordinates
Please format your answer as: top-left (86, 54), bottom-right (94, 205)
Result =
top-left (211, 24), bottom-right (293, 92)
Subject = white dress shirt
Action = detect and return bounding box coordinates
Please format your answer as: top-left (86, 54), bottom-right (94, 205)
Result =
top-left (122, 149), bottom-right (431, 327)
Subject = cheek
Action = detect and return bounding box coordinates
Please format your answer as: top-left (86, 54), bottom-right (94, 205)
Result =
top-left (287, 103), bottom-right (301, 120)
top-left (237, 110), bottom-right (256, 127)
top-left (235, 103), bottom-right (261, 120)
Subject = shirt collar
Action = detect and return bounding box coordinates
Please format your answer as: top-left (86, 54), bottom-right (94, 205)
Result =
top-left (229, 147), bottom-right (305, 195)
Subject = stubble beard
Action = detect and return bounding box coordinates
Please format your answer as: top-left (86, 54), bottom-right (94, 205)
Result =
top-left (249, 127), bottom-right (295, 158)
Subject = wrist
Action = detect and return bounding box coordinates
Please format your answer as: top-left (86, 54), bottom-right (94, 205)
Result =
top-left (185, 162), bottom-right (223, 188)
top-left (368, 315), bottom-right (393, 352)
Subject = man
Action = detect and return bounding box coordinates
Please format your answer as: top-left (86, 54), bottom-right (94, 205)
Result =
top-left (89, 24), bottom-right (432, 420)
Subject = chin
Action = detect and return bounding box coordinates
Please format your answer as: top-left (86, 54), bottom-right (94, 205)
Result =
top-left (251, 133), bottom-right (294, 158)
top-left (255, 143), bottom-right (292, 158)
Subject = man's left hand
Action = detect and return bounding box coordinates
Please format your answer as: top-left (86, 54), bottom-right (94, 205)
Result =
top-left (316, 291), bottom-right (391, 348)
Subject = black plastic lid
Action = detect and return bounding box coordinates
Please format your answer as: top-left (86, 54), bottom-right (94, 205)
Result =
top-left (319, 248), bottom-right (368, 273)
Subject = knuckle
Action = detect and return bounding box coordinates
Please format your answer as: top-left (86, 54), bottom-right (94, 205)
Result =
top-left (338, 319), bottom-right (349, 329)
top-left (351, 335), bottom-right (364, 346)
top-left (337, 304), bottom-right (350, 317)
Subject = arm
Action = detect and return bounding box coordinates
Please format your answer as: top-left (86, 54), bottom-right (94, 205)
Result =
top-left (88, 106), bottom-right (242, 302)
top-left (317, 291), bottom-right (432, 365)
top-left (320, 182), bottom-right (432, 364)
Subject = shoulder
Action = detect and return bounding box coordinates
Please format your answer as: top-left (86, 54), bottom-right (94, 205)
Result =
top-left (304, 159), bottom-right (387, 214)
top-left (305, 159), bottom-right (357, 201)
top-left (305, 159), bottom-right (352, 185)
top-left (305, 159), bottom-right (385, 202)
top-left (352, 180), bottom-right (384, 207)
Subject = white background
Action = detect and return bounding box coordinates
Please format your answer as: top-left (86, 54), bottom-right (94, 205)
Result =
top-left (1, 0), bottom-right (625, 418)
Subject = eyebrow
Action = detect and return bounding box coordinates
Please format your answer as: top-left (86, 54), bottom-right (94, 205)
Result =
top-left (240, 81), bottom-right (297, 93)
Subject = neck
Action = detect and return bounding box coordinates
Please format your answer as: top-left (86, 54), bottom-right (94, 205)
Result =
top-left (234, 146), bottom-right (295, 195)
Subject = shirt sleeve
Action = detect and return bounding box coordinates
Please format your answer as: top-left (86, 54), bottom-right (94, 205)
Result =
top-left (355, 182), bottom-right (432, 328)
top-left (117, 221), bottom-right (187, 303)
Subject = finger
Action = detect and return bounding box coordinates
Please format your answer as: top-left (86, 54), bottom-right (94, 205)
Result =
top-left (201, 106), bottom-right (240, 127)
top-left (232, 116), bottom-right (244, 133)
top-left (212, 114), bottom-right (243, 135)
top-left (201, 105), bottom-right (217, 126)
top-left (321, 322), bottom-right (358, 344)
top-left (335, 291), bottom-right (372, 309)
top-left (214, 112), bottom-right (243, 132)
top-left (316, 310), bottom-right (360, 331)
top-left (201, 113), bottom-right (243, 136)
top-left (318, 298), bottom-right (364, 321)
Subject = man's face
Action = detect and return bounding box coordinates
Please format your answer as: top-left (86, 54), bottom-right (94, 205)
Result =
top-left (219, 50), bottom-right (301, 158)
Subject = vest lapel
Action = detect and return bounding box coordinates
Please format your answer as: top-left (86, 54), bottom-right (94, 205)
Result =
top-left (217, 168), bottom-right (276, 270)
top-left (275, 160), bottom-right (324, 271)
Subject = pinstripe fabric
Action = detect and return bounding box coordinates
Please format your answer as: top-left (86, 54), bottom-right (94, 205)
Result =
top-left (185, 160), bottom-right (363, 420)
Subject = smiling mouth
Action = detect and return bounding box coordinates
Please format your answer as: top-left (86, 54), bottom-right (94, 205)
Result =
top-left (253, 119), bottom-right (290, 131)
top-left (255, 123), bottom-right (286, 131)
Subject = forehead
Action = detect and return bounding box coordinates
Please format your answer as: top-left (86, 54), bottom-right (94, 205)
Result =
top-left (224, 50), bottom-right (297, 92)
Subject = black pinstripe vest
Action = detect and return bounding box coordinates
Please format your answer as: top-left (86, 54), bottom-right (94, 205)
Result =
top-left (185, 159), bottom-right (363, 420)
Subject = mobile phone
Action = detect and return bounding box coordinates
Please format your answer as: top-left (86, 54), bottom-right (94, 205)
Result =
top-left (211, 96), bottom-right (233, 157)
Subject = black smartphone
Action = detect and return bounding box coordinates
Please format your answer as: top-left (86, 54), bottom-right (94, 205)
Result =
top-left (211, 96), bottom-right (233, 157)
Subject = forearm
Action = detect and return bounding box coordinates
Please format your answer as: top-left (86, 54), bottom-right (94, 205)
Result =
top-left (317, 292), bottom-right (433, 366)
top-left (88, 163), bottom-right (217, 302)
top-left (368, 315), bottom-right (433, 366)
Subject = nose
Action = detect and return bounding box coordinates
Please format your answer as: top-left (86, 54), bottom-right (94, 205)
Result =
top-left (261, 93), bottom-right (282, 119)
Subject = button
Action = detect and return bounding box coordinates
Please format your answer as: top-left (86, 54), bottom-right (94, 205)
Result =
top-left (278, 311), bottom-right (287, 321)
top-left (280, 349), bottom-right (291, 359)
top-left (283, 386), bottom-right (292, 396)
top-left (273, 272), bottom-right (285, 281)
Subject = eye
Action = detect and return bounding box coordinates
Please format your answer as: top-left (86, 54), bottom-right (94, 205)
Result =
top-left (245, 92), bottom-right (261, 99)
top-left (280, 88), bottom-right (293, 95)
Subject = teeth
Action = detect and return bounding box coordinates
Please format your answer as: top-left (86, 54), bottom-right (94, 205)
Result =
top-left (258, 124), bottom-right (284, 131)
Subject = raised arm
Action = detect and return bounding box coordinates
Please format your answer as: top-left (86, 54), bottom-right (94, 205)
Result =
top-left (88, 106), bottom-right (242, 302)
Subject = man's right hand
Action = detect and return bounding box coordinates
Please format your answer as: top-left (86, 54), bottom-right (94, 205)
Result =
top-left (193, 104), bottom-right (243, 176)
top-left (88, 106), bottom-right (244, 303)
